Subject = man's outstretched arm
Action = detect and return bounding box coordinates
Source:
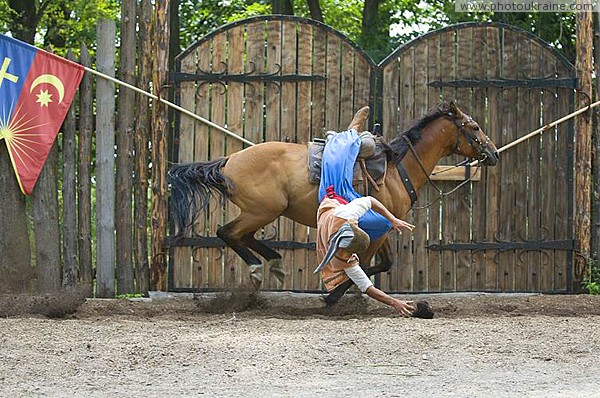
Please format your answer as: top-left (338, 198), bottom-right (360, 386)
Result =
top-left (368, 196), bottom-right (415, 233)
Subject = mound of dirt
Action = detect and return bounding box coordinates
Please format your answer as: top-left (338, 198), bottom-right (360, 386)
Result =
top-left (0, 287), bottom-right (87, 318)
top-left (2, 291), bottom-right (600, 320)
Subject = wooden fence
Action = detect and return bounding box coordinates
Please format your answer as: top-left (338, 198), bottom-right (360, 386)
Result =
top-left (0, 16), bottom-right (155, 297)
top-left (170, 17), bottom-right (576, 293)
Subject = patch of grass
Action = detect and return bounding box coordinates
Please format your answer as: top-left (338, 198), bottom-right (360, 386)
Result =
top-left (583, 258), bottom-right (600, 295)
top-left (116, 293), bottom-right (144, 299)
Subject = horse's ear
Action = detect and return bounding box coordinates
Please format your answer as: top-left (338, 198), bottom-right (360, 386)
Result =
top-left (373, 123), bottom-right (382, 136)
top-left (449, 101), bottom-right (461, 117)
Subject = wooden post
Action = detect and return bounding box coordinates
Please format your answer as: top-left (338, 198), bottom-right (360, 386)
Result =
top-left (96, 19), bottom-right (117, 298)
top-left (116, 0), bottom-right (136, 294)
top-left (78, 44), bottom-right (94, 294)
top-left (62, 51), bottom-right (79, 289)
top-left (133, 0), bottom-right (153, 294)
top-left (574, 7), bottom-right (593, 291)
top-left (0, 144), bottom-right (31, 293)
top-left (591, 11), bottom-right (600, 269)
top-left (151, 0), bottom-right (170, 291)
top-left (32, 132), bottom-right (60, 293)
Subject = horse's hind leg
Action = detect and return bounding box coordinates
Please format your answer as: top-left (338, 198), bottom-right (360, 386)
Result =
top-left (217, 221), bottom-right (265, 287)
top-left (217, 213), bottom-right (283, 287)
top-left (241, 234), bottom-right (284, 283)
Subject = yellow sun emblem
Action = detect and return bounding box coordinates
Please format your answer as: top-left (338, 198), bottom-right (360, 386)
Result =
top-left (35, 89), bottom-right (53, 107)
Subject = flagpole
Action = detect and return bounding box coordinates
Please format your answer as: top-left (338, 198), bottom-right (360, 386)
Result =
top-left (82, 66), bottom-right (256, 147)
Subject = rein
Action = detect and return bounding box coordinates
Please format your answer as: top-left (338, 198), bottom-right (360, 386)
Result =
top-left (401, 134), bottom-right (483, 210)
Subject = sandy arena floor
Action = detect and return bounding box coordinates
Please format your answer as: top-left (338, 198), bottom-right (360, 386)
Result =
top-left (1, 291), bottom-right (600, 397)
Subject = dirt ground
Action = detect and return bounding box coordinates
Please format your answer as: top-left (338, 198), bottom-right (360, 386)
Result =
top-left (1, 291), bottom-right (600, 398)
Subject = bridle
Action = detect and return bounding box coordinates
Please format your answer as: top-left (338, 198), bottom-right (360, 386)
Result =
top-left (401, 112), bottom-right (489, 210)
top-left (452, 114), bottom-right (491, 162)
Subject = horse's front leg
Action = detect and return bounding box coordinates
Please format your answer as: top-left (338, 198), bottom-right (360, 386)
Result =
top-left (324, 236), bottom-right (393, 307)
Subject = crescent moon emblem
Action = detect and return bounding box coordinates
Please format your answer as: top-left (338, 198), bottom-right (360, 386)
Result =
top-left (30, 74), bottom-right (65, 103)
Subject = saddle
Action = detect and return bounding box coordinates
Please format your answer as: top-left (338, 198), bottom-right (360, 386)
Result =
top-left (307, 133), bottom-right (387, 194)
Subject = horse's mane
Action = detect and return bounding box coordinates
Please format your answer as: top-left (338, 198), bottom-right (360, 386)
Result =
top-left (382, 101), bottom-right (453, 164)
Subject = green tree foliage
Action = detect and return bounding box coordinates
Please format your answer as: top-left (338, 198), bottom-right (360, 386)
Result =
top-left (179, 0), bottom-right (270, 50)
top-left (0, 0), bottom-right (118, 54)
top-left (179, 0), bottom-right (576, 63)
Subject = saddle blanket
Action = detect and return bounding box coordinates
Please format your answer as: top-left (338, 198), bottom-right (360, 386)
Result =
top-left (307, 137), bottom-right (387, 193)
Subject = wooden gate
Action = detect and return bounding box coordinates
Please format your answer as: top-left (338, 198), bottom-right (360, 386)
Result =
top-left (169, 16), bottom-right (376, 291)
top-left (168, 18), bottom-right (576, 293)
top-left (378, 23), bottom-right (575, 293)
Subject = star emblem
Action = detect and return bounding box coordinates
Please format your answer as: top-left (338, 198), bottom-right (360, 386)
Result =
top-left (35, 89), bottom-right (53, 107)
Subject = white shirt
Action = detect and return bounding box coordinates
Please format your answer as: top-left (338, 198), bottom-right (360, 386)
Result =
top-left (333, 197), bottom-right (372, 220)
top-left (333, 197), bottom-right (374, 292)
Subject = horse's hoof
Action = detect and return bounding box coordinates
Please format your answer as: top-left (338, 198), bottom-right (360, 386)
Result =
top-left (249, 264), bottom-right (263, 288)
top-left (268, 259), bottom-right (285, 284)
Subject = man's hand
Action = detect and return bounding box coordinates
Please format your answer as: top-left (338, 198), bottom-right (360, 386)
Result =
top-left (369, 197), bottom-right (415, 233)
top-left (392, 299), bottom-right (415, 317)
top-left (390, 217), bottom-right (415, 233)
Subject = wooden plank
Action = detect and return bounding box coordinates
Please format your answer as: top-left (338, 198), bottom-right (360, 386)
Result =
top-left (526, 41), bottom-right (543, 291)
top-left (340, 41), bottom-right (355, 129)
top-left (225, 25), bottom-right (245, 288)
top-left (484, 26), bottom-right (502, 291)
top-left (115, 0), bottom-right (136, 294)
top-left (412, 41), bottom-right (429, 292)
top-left (469, 26), bottom-right (488, 291)
top-left (379, 59), bottom-right (399, 290)
top-left (264, 20), bottom-right (283, 289)
top-left (62, 52), bottom-right (79, 289)
top-left (295, 21), bottom-right (313, 290)
top-left (309, 25), bottom-right (327, 290)
top-left (498, 27), bottom-right (519, 291)
top-left (265, 20), bottom-right (282, 144)
top-left (149, 0), bottom-right (170, 291)
top-left (242, 21), bottom-right (266, 288)
top-left (325, 32), bottom-right (341, 131)
top-left (426, 34), bottom-right (442, 292)
top-left (381, 60), bottom-right (399, 147)
top-left (78, 44), bottom-right (94, 292)
top-left (430, 166), bottom-right (481, 181)
top-left (279, 20), bottom-right (297, 290)
top-left (353, 56), bottom-right (371, 116)
top-left (554, 87), bottom-right (571, 290)
top-left (192, 41), bottom-right (211, 289)
top-left (538, 46), bottom-right (558, 292)
top-left (439, 28), bottom-right (457, 292)
top-left (512, 30), bottom-right (530, 291)
top-left (454, 27), bottom-right (474, 291)
top-left (171, 49), bottom-right (196, 289)
top-left (208, 33), bottom-right (227, 289)
top-left (133, 0), bottom-right (152, 294)
top-left (396, 46), bottom-right (415, 291)
top-left (95, 19), bottom-right (116, 297)
top-left (311, 26), bottom-right (327, 140)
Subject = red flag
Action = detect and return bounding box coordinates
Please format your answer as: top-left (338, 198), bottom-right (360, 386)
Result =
top-left (0, 34), bottom-right (84, 194)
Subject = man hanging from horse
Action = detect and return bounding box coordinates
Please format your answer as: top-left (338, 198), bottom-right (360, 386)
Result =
top-left (315, 127), bottom-right (429, 317)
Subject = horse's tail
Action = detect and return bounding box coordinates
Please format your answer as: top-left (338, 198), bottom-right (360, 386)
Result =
top-left (168, 158), bottom-right (232, 235)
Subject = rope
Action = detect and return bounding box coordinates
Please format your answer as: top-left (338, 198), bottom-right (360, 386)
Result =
top-left (468, 98), bottom-right (599, 167)
top-left (83, 66), bottom-right (256, 147)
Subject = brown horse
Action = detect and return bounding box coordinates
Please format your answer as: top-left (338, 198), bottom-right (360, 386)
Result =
top-left (169, 101), bottom-right (499, 305)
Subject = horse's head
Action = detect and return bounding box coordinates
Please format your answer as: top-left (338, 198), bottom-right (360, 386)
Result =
top-left (446, 102), bottom-right (499, 166)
